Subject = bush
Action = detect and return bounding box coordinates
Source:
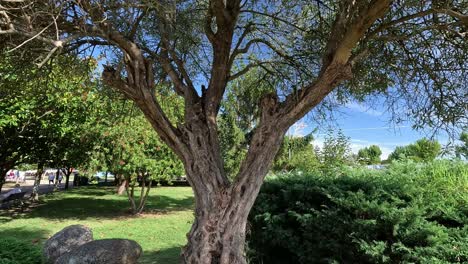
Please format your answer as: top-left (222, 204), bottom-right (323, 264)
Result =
top-left (0, 238), bottom-right (42, 264)
top-left (248, 160), bottom-right (468, 264)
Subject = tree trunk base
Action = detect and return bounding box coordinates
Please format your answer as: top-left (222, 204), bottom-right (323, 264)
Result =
top-left (181, 208), bottom-right (248, 264)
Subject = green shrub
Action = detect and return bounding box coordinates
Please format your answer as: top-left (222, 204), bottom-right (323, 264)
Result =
top-left (248, 160), bottom-right (468, 264)
top-left (0, 238), bottom-right (42, 264)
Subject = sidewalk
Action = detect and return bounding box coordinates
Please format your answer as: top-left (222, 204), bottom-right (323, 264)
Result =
top-left (1, 179), bottom-right (74, 196)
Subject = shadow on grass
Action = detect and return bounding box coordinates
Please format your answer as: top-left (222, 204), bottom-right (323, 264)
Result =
top-left (0, 227), bottom-right (49, 243)
top-left (139, 246), bottom-right (182, 264)
top-left (0, 186), bottom-right (194, 222)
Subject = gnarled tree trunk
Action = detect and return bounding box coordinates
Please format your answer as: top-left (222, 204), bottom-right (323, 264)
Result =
top-left (177, 111), bottom-right (286, 263)
top-left (94, 1), bottom-right (393, 262)
top-left (182, 194), bottom-right (250, 264)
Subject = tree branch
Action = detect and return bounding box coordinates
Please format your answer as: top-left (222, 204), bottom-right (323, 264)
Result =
top-left (279, 0), bottom-right (393, 127)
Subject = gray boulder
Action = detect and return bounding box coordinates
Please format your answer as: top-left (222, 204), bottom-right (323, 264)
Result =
top-left (43, 225), bottom-right (93, 264)
top-left (55, 239), bottom-right (142, 264)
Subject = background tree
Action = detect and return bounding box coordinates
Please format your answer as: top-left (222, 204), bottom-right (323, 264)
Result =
top-left (357, 145), bottom-right (382, 165)
top-left (389, 138), bottom-right (441, 162)
top-left (85, 87), bottom-right (184, 213)
top-left (102, 111), bottom-right (183, 214)
top-left (0, 53), bottom-right (42, 191)
top-left (1, 1), bottom-right (467, 262)
top-left (0, 52), bottom-right (98, 197)
top-left (273, 133), bottom-right (319, 172)
top-left (317, 130), bottom-right (353, 172)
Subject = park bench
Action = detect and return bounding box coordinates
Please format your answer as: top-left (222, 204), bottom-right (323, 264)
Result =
top-left (0, 192), bottom-right (27, 209)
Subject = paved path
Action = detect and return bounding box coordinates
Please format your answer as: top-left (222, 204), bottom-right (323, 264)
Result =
top-left (1, 179), bottom-right (74, 196)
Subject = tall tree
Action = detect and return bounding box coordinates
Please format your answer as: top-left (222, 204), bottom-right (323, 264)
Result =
top-left (273, 133), bottom-right (318, 172)
top-left (1, 1), bottom-right (467, 263)
top-left (317, 129), bottom-right (353, 171)
top-left (389, 138), bottom-right (441, 162)
top-left (358, 145), bottom-right (382, 165)
top-left (111, 114), bottom-right (184, 214)
top-left (0, 52), bottom-right (98, 196)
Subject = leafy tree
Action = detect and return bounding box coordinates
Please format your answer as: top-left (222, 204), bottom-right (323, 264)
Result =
top-left (317, 130), bottom-right (353, 172)
top-left (0, 54), bottom-right (40, 191)
top-left (0, 53), bottom-right (99, 197)
top-left (218, 113), bottom-right (246, 178)
top-left (2, 1), bottom-right (467, 262)
top-left (86, 89), bottom-right (184, 214)
top-left (389, 138), bottom-right (441, 162)
top-left (218, 68), bottom-right (273, 177)
top-left (107, 114), bottom-right (184, 215)
top-left (273, 133), bottom-right (319, 172)
top-left (411, 138), bottom-right (442, 162)
top-left (357, 145), bottom-right (382, 165)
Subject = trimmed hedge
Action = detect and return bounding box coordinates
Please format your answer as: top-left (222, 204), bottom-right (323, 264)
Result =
top-left (0, 238), bottom-right (42, 264)
top-left (248, 161), bottom-right (468, 264)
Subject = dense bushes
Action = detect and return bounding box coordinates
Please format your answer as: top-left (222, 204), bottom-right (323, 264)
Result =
top-left (0, 238), bottom-right (42, 264)
top-left (248, 161), bottom-right (468, 263)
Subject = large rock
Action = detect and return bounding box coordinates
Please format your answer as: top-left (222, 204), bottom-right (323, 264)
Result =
top-left (43, 225), bottom-right (93, 264)
top-left (55, 239), bottom-right (142, 264)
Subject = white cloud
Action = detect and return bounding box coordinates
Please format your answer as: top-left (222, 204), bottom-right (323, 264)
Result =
top-left (345, 102), bottom-right (383, 117)
top-left (287, 121), bottom-right (308, 137)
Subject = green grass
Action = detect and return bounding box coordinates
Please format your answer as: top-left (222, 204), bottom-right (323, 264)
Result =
top-left (0, 186), bottom-right (195, 264)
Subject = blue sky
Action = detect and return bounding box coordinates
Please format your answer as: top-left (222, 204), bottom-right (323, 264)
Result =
top-left (91, 49), bottom-right (452, 160)
top-left (287, 102), bottom-right (449, 159)
top-left (94, 55), bottom-right (444, 159)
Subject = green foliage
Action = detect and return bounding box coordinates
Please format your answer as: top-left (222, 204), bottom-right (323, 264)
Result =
top-left (109, 114), bottom-right (183, 182)
top-left (218, 68), bottom-right (273, 177)
top-left (86, 85), bottom-right (184, 184)
top-left (272, 130), bottom-right (355, 174)
top-left (316, 130), bottom-right (353, 173)
top-left (0, 53), bottom-right (99, 189)
top-left (218, 113), bottom-right (246, 178)
top-left (248, 160), bottom-right (468, 264)
top-left (273, 133), bottom-right (319, 172)
top-left (0, 237), bottom-right (42, 264)
top-left (358, 145), bottom-right (382, 165)
top-left (389, 138), bottom-right (441, 162)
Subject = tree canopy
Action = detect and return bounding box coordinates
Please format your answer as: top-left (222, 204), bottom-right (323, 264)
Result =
top-left (0, 52), bottom-right (97, 191)
top-left (358, 145), bottom-right (382, 165)
top-left (1, 1), bottom-right (467, 263)
top-left (389, 138), bottom-right (442, 162)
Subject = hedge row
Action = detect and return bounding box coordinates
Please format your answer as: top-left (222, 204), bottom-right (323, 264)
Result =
top-left (248, 161), bottom-right (468, 263)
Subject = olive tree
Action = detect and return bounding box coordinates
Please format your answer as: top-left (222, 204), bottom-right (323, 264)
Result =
top-left (1, 1), bottom-right (467, 263)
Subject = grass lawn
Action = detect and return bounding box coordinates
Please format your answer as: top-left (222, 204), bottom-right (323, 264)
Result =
top-left (0, 185), bottom-right (195, 264)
